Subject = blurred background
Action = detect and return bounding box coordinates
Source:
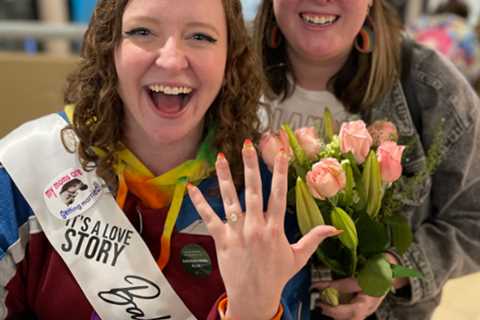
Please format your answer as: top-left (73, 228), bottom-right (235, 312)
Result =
top-left (0, 2), bottom-right (479, 318)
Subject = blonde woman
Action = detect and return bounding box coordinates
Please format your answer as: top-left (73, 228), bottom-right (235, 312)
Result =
top-left (0, 0), bottom-right (340, 319)
top-left (254, 0), bottom-right (480, 319)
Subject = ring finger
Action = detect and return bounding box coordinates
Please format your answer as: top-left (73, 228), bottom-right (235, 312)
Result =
top-left (216, 152), bottom-right (244, 227)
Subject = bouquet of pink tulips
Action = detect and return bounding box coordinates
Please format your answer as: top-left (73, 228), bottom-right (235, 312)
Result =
top-left (259, 111), bottom-right (422, 298)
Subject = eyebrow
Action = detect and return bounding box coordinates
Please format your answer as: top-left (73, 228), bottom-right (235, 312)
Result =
top-left (123, 15), bottom-right (160, 27)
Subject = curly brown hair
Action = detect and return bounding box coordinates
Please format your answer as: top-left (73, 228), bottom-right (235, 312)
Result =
top-left (63, 0), bottom-right (262, 189)
top-left (253, 0), bottom-right (402, 113)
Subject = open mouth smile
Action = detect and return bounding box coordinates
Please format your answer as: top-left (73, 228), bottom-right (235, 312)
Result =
top-left (300, 13), bottom-right (339, 26)
top-left (146, 84), bottom-right (194, 117)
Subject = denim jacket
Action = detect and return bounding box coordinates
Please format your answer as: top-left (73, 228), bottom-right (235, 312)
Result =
top-left (364, 40), bottom-right (480, 319)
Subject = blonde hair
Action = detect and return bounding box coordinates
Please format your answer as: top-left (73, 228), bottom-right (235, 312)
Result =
top-left (253, 0), bottom-right (403, 112)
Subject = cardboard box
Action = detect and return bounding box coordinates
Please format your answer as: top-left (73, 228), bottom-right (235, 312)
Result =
top-left (0, 53), bottom-right (78, 137)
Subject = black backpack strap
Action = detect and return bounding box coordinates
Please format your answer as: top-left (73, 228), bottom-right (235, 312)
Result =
top-left (400, 39), bottom-right (423, 135)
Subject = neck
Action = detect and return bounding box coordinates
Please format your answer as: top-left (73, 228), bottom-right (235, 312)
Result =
top-left (288, 46), bottom-right (351, 91)
top-left (125, 126), bottom-right (204, 176)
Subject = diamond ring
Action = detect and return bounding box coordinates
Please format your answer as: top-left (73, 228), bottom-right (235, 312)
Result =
top-left (227, 212), bottom-right (239, 224)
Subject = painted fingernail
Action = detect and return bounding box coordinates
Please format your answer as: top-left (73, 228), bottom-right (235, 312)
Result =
top-left (330, 229), bottom-right (344, 236)
top-left (186, 182), bottom-right (194, 190)
top-left (217, 152), bottom-right (226, 161)
top-left (279, 148), bottom-right (289, 159)
top-left (243, 138), bottom-right (254, 150)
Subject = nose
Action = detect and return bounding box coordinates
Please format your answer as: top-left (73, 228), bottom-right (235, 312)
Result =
top-left (155, 37), bottom-right (188, 71)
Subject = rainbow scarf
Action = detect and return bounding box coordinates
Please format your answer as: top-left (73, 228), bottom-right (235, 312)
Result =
top-left (65, 105), bottom-right (216, 269)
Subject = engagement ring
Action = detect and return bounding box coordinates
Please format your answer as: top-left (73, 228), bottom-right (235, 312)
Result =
top-left (227, 212), bottom-right (239, 223)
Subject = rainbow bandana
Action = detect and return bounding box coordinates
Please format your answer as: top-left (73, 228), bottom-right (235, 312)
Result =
top-left (65, 105), bottom-right (216, 269)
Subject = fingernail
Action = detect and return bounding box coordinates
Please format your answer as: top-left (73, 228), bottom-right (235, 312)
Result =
top-left (279, 148), bottom-right (290, 160)
top-left (330, 229), bottom-right (344, 236)
top-left (217, 152), bottom-right (226, 161)
top-left (243, 138), bottom-right (254, 150)
top-left (186, 182), bottom-right (194, 190)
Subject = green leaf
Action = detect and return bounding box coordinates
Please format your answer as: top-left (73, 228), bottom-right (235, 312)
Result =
top-left (391, 264), bottom-right (423, 278)
top-left (357, 213), bottom-right (389, 256)
top-left (384, 213), bottom-right (413, 255)
top-left (315, 247), bottom-right (349, 276)
top-left (383, 212), bottom-right (408, 225)
top-left (296, 177), bottom-right (325, 235)
top-left (357, 254), bottom-right (393, 297)
top-left (331, 207), bottom-right (358, 251)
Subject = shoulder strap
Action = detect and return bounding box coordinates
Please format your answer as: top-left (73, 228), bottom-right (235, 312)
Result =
top-left (400, 39), bottom-right (423, 135)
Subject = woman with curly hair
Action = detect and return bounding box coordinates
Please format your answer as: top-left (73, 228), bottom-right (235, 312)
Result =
top-left (0, 0), bottom-right (340, 319)
top-left (254, 0), bottom-right (480, 319)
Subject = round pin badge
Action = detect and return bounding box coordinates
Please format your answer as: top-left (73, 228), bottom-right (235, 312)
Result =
top-left (43, 167), bottom-right (106, 220)
top-left (180, 244), bottom-right (212, 277)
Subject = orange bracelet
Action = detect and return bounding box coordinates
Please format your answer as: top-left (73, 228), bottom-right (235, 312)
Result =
top-left (217, 297), bottom-right (284, 320)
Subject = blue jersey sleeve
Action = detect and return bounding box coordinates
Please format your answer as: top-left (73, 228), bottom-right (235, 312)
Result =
top-left (0, 166), bottom-right (34, 259)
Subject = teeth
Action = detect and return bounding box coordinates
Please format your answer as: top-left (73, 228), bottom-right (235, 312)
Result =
top-left (148, 84), bottom-right (193, 95)
top-left (302, 14), bottom-right (337, 25)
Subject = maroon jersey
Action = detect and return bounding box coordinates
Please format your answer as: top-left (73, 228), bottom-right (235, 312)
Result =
top-left (4, 192), bottom-right (225, 320)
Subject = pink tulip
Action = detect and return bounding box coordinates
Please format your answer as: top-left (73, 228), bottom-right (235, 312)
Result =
top-left (295, 127), bottom-right (322, 160)
top-left (367, 120), bottom-right (399, 147)
top-left (377, 141), bottom-right (405, 183)
top-left (259, 129), bottom-right (293, 170)
top-left (339, 120), bottom-right (373, 164)
top-left (306, 158), bottom-right (346, 200)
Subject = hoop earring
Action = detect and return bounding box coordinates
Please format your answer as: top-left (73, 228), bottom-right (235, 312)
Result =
top-left (355, 19), bottom-right (375, 54)
top-left (268, 25), bottom-right (282, 49)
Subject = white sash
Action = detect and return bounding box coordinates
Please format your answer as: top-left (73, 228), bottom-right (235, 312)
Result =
top-left (0, 114), bottom-right (197, 320)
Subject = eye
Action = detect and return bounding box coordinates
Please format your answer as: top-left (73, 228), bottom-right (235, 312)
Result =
top-left (124, 27), bottom-right (152, 37)
top-left (190, 33), bottom-right (217, 43)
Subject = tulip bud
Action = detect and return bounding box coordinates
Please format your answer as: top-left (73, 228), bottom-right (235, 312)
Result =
top-left (320, 288), bottom-right (340, 307)
top-left (296, 177), bottom-right (325, 235)
top-left (362, 151), bottom-right (383, 218)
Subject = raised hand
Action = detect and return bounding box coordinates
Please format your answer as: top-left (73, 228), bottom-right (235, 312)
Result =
top-left (187, 139), bottom-right (341, 320)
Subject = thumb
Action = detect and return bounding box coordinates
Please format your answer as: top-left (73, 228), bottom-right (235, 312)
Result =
top-left (291, 225), bottom-right (343, 271)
